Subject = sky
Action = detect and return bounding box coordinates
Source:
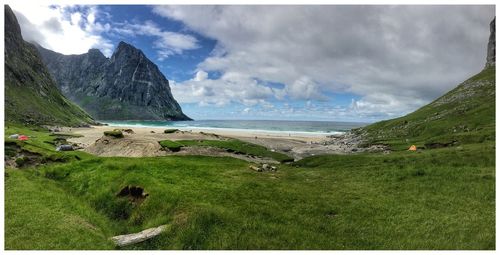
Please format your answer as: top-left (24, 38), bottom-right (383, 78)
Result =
top-left (10, 4), bottom-right (495, 122)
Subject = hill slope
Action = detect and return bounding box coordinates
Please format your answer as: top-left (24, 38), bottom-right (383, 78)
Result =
top-left (357, 66), bottom-right (495, 149)
top-left (36, 42), bottom-right (191, 121)
top-left (4, 5), bottom-right (94, 126)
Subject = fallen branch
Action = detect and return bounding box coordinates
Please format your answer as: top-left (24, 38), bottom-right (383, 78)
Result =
top-left (111, 224), bottom-right (168, 247)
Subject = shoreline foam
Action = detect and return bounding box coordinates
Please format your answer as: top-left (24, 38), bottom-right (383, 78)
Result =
top-left (101, 121), bottom-right (345, 138)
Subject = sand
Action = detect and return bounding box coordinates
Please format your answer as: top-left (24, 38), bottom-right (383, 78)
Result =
top-left (62, 125), bottom-right (357, 161)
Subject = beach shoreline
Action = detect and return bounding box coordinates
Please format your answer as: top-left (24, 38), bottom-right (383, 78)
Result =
top-left (61, 125), bottom-right (362, 161)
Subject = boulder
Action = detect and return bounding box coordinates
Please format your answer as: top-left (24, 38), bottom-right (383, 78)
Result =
top-left (56, 145), bottom-right (74, 151)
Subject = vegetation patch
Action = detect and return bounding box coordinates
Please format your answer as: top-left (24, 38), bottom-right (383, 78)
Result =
top-left (159, 140), bottom-right (184, 152)
top-left (104, 129), bottom-right (124, 138)
top-left (177, 139), bottom-right (294, 163)
top-left (164, 129), bottom-right (179, 134)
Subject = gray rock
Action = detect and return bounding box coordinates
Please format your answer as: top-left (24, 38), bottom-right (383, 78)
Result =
top-left (36, 42), bottom-right (191, 121)
top-left (56, 145), bottom-right (74, 151)
top-left (486, 17), bottom-right (495, 67)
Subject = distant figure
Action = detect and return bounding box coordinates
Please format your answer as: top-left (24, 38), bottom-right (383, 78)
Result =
top-left (255, 136), bottom-right (257, 139)
top-left (289, 133), bottom-right (291, 137)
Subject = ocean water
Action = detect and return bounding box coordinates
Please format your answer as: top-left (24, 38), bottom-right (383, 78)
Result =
top-left (102, 119), bottom-right (368, 136)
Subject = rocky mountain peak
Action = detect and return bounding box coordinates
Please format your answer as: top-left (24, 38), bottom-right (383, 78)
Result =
top-left (4, 5), bottom-right (23, 51)
top-left (114, 41), bottom-right (143, 56)
top-left (486, 17), bottom-right (495, 67)
top-left (37, 40), bottom-right (191, 121)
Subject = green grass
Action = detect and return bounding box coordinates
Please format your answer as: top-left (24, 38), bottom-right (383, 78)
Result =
top-left (159, 140), bottom-right (184, 152)
top-left (5, 124), bottom-right (495, 249)
top-left (5, 170), bottom-right (116, 249)
top-left (164, 129), bottom-right (179, 134)
top-left (175, 139), bottom-right (294, 163)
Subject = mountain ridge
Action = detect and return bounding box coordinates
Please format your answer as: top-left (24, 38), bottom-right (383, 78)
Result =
top-left (36, 41), bottom-right (191, 121)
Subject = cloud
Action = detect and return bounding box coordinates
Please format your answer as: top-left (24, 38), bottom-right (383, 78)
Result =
top-left (171, 70), bottom-right (276, 107)
top-left (154, 5), bottom-right (494, 120)
top-left (286, 76), bottom-right (327, 101)
top-left (11, 4), bottom-right (114, 57)
top-left (194, 70), bottom-right (208, 81)
top-left (111, 20), bottom-right (199, 60)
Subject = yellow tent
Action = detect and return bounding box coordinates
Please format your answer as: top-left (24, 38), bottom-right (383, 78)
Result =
top-left (408, 145), bottom-right (417, 151)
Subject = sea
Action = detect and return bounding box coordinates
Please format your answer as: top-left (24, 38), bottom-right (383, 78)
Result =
top-left (101, 120), bottom-right (368, 137)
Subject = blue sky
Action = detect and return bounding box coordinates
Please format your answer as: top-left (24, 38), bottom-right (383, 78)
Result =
top-left (11, 5), bottom-right (494, 122)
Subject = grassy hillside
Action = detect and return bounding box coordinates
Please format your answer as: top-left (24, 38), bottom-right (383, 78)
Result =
top-left (4, 125), bottom-right (495, 250)
top-left (357, 66), bottom-right (495, 150)
top-left (4, 5), bottom-right (94, 127)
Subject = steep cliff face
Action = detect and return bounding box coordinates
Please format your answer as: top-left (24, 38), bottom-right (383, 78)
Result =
top-left (4, 5), bottom-right (94, 126)
top-left (37, 42), bottom-right (191, 121)
top-left (486, 17), bottom-right (495, 67)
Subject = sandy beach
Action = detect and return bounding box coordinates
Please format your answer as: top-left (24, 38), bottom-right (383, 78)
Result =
top-left (61, 125), bottom-right (360, 162)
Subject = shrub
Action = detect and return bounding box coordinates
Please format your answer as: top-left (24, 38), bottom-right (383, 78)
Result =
top-left (15, 157), bottom-right (27, 167)
top-left (164, 129), bottom-right (179, 134)
top-left (104, 129), bottom-right (124, 138)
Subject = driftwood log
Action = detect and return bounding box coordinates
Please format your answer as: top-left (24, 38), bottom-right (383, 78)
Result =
top-left (111, 225), bottom-right (168, 247)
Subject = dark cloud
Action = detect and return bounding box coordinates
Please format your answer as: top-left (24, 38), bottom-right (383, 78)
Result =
top-left (42, 17), bottom-right (63, 33)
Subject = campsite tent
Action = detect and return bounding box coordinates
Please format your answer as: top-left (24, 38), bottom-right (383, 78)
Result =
top-left (18, 135), bottom-right (29, 141)
top-left (408, 145), bottom-right (417, 151)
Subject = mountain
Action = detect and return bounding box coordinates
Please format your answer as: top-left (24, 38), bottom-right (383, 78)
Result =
top-left (356, 17), bottom-right (495, 149)
top-left (4, 5), bottom-right (94, 127)
top-left (36, 42), bottom-right (191, 121)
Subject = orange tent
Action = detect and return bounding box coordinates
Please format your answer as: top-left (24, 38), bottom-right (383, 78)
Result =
top-left (408, 145), bottom-right (417, 151)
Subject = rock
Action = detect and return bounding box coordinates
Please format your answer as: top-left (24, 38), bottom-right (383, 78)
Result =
top-left (250, 164), bottom-right (277, 172)
top-left (122, 128), bottom-right (135, 134)
top-left (249, 165), bottom-right (260, 172)
top-left (56, 145), bottom-right (74, 151)
top-left (486, 17), bottom-right (495, 67)
top-left (150, 131), bottom-right (155, 133)
top-left (111, 225), bottom-right (168, 247)
top-left (36, 41), bottom-right (191, 121)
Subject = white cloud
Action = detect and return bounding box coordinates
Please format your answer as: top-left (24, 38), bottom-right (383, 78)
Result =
top-left (286, 76), bottom-right (327, 101)
top-left (112, 20), bottom-right (199, 60)
top-left (11, 4), bottom-right (114, 57)
top-left (171, 71), bottom-right (276, 107)
top-left (154, 5), bottom-right (494, 120)
top-left (194, 70), bottom-right (208, 81)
